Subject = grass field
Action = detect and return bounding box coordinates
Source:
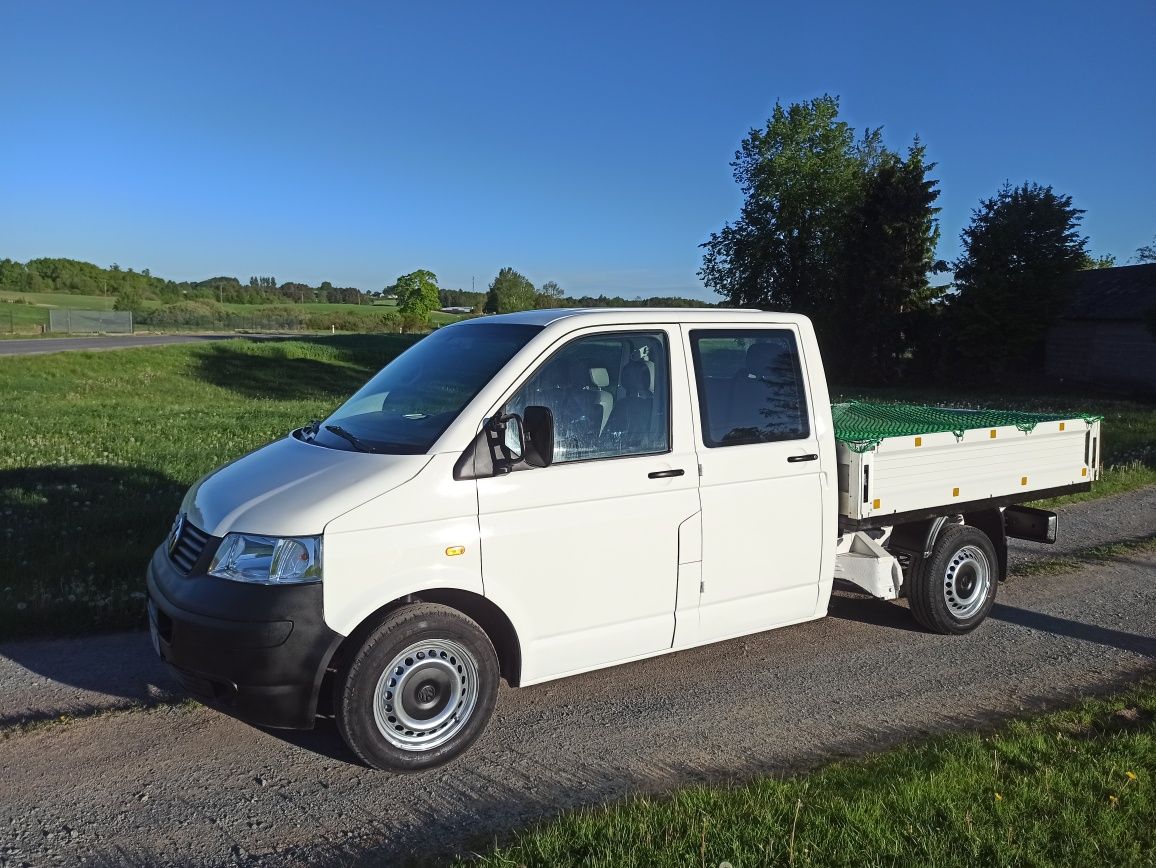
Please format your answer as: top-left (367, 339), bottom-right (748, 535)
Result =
top-left (457, 684), bottom-right (1155, 867)
top-left (0, 336), bottom-right (1153, 640)
top-left (0, 335), bottom-right (418, 638)
top-left (0, 289), bottom-right (460, 333)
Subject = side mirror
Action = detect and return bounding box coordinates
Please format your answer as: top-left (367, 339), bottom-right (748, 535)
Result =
top-left (523, 405), bottom-right (554, 468)
top-left (489, 413), bottom-right (524, 467)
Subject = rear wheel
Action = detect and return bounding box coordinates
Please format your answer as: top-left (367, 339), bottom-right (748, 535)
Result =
top-left (335, 603), bottom-right (499, 772)
top-left (908, 524), bottom-right (998, 634)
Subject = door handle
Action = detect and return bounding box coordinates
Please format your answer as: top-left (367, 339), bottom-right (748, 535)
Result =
top-left (648, 468), bottom-right (686, 479)
top-left (787, 453), bottom-right (819, 463)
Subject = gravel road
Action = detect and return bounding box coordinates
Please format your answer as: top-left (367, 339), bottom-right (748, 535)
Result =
top-left (0, 489), bottom-right (1153, 866)
top-left (0, 334), bottom-right (286, 357)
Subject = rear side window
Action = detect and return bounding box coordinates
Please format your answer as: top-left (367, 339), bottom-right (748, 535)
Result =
top-left (689, 329), bottom-right (810, 447)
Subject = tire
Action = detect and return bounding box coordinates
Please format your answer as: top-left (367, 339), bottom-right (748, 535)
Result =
top-left (908, 524), bottom-right (998, 635)
top-left (335, 603), bottom-right (499, 772)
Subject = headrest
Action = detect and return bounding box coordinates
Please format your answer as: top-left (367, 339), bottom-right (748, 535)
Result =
top-left (745, 341), bottom-right (783, 378)
top-left (620, 361), bottom-right (651, 395)
top-left (589, 367), bottom-right (610, 389)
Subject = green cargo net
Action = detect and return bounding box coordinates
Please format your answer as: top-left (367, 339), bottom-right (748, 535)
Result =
top-left (832, 401), bottom-right (1103, 453)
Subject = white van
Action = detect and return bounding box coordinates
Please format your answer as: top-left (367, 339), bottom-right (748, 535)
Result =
top-left (147, 309), bottom-right (1098, 770)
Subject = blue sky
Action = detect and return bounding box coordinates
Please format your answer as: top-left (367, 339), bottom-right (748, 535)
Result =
top-left (2, 1), bottom-right (1153, 300)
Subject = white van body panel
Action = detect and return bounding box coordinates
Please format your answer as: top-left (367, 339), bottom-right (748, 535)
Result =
top-left (308, 309), bottom-right (837, 682)
top-left (321, 453), bottom-right (483, 637)
top-left (677, 321), bottom-right (836, 644)
top-left (182, 435), bottom-right (431, 538)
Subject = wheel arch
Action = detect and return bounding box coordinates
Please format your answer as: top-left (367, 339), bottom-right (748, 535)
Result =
top-left (889, 508), bottom-right (1007, 585)
top-left (326, 589), bottom-right (524, 691)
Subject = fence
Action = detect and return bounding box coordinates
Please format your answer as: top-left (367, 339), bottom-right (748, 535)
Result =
top-left (48, 310), bottom-right (133, 334)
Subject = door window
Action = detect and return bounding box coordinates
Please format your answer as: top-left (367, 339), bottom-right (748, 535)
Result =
top-left (689, 329), bottom-right (810, 447)
top-left (506, 332), bottom-right (670, 463)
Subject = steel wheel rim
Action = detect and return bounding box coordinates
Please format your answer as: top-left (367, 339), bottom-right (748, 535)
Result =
top-left (943, 544), bottom-right (991, 619)
top-left (372, 639), bottom-right (479, 752)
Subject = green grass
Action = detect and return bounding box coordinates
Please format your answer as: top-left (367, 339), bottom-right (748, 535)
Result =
top-left (458, 685), bottom-right (1156, 868)
top-left (0, 289), bottom-right (461, 333)
top-left (0, 334), bottom-right (418, 639)
top-left (1010, 536), bottom-right (1156, 580)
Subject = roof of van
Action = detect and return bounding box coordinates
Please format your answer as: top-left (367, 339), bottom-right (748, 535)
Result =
top-left (449, 307), bottom-right (812, 328)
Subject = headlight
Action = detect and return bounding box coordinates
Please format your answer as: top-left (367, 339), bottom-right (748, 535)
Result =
top-left (208, 534), bottom-right (322, 585)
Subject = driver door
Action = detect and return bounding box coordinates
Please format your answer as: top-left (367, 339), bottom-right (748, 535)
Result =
top-left (475, 327), bottom-right (701, 684)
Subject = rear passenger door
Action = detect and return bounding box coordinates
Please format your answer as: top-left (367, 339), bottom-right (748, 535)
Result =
top-left (684, 326), bottom-right (825, 643)
top-left (476, 327), bottom-right (701, 684)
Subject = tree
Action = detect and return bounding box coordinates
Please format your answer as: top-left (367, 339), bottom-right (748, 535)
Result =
top-left (1134, 235), bottom-right (1156, 264)
top-left (113, 287), bottom-right (145, 314)
top-left (700, 96), bottom-right (882, 336)
top-left (948, 182), bottom-right (1088, 382)
top-left (699, 95), bottom-right (941, 380)
top-left (832, 142), bottom-right (944, 381)
top-left (484, 267), bottom-right (537, 313)
top-left (535, 280), bottom-right (566, 308)
top-left (1081, 253), bottom-right (1117, 269)
top-left (394, 269), bottom-right (440, 319)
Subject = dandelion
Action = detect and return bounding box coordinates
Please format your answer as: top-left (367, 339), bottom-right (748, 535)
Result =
top-left (994, 792), bottom-right (1003, 801)
top-left (1108, 795), bottom-right (1119, 805)
top-left (1126, 771), bottom-right (1137, 781)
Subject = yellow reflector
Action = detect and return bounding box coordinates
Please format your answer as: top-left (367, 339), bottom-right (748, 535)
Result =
top-left (1081, 467), bottom-right (1088, 477)
top-left (1059, 422), bottom-right (1066, 431)
top-left (989, 429), bottom-right (997, 439)
top-left (952, 487), bottom-right (960, 497)
top-left (1021, 476), bottom-right (1028, 486)
top-left (445, 545), bottom-right (465, 557)
top-left (872, 498), bottom-right (881, 509)
top-left (914, 436), bottom-right (922, 447)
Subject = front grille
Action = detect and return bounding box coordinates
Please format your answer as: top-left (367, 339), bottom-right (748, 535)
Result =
top-left (169, 515), bottom-right (210, 574)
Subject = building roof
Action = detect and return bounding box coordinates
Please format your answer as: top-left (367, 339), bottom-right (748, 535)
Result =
top-left (1064, 263), bottom-right (1156, 321)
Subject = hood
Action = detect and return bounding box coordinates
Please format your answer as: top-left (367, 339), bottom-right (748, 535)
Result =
top-left (181, 435), bottom-right (432, 538)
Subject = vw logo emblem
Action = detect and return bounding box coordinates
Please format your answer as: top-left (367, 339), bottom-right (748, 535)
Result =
top-left (167, 513), bottom-right (184, 556)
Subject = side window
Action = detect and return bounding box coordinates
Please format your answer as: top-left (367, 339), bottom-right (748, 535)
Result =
top-left (690, 329), bottom-right (810, 447)
top-left (506, 332), bottom-right (670, 463)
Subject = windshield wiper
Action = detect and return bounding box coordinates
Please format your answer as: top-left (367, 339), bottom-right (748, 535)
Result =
top-left (324, 424), bottom-right (377, 453)
top-left (302, 419), bottom-right (321, 440)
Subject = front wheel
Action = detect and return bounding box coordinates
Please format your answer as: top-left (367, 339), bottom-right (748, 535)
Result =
top-left (335, 603), bottom-right (499, 772)
top-left (908, 524), bottom-right (998, 634)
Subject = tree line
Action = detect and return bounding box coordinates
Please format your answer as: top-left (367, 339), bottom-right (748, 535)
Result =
top-left (700, 94), bottom-right (1153, 386)
top-left (0, 258), bottom-right (366, 307)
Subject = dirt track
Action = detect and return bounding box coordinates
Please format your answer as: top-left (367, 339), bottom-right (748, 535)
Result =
top-left (0, 490), bottom-right (1153, 866)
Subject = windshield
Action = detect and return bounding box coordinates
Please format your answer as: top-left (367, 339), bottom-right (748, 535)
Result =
top-left (308, 323), bottom-right (541, 454)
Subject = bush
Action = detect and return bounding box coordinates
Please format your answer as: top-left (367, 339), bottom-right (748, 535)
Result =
top-left (138, 300), bottom-right (226, 328)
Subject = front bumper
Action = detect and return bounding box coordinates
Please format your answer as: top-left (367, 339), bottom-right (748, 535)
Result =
top-left (146, 544), bottom-right (342, 729)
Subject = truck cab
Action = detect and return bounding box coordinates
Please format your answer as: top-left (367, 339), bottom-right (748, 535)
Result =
top-left (147, 309), bottom-right (1094, 771)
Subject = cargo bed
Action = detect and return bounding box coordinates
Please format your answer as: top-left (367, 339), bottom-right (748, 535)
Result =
top-left (833, 402), bottom-right (1102, 531)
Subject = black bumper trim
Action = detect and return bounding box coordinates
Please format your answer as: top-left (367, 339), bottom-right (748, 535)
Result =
top-left (146, 546), bottom-right (343, 729)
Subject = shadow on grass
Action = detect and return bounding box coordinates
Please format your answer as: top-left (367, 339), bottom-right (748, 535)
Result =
top-left (0, 465), bottom-right (187, 707)
top-left (193, 334), bottom-right (419, 401)
top-left (0, 464), bottom-right (185, 639)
